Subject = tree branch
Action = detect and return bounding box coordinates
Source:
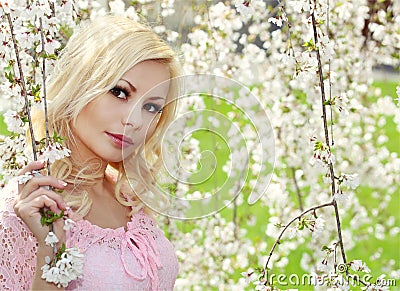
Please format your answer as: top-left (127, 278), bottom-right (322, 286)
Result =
top-left (310, 0), bottom-right (347, 267)
top-left (291, 167), bottom-right (304, 212)
top-left (39, 18), bottom-right (51, 176)
top-left (6, 13), bottom-right (38, 160)
top-left (263, 201), bottom-right (334, 273)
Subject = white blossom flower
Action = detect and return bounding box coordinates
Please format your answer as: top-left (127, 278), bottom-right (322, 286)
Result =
top-left (334, 274), bottom-right (351, 291)
top-left (15, 32), bottom-right (37, 51)
top-left (334, 94), bottom-right (349, 116)
top-left (289, 0), bottom-right (312, 13)
top-left (44, 231), bottom-right (59, 247)
top-left (333, 189), bottom-right (349, 202)
top-left (308, 272), bottom-right (325, 286)
top-left (364, 284), bottom-right (390, 291)
top-left (44, 39), bottom-right (61, 54)
top-left (241, 270), bottom-right (256, 284)
top-left (254, 278), bottom-right (270, 291)
top-left (108, 0), bottom-right (125, 15)
top-left (39, 142), bottom-right (71, 163)
top-left (340, 173), bottom-right (360, 189)
top-left (41, 247), bottom-right (84, 288)
top-left (234, 1), bottom-right (254, 18)
top-left (323, 172), bottom-right (331, 184)
top-left (17, 171), bottom-right (34, 184)
top-left (310, 145), bottom-right (335, 168)
top-left (349, 260), bottom-right (371, 273)
top-left (288, 226), bottom-right (301, 239)
top-left (312, 217), bottom-right (325, 238)
top-left (63, 218), bottom-right (75, 231)
top-left (316, 260), bottom-right (330, 272)
top-left (4, 110), bottom-right (25, 134)
top-left (268, 15), bottom-right (287, 28)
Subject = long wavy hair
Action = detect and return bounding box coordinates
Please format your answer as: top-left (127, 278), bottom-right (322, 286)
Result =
top-left (33, 15), bottom-right (181, 217)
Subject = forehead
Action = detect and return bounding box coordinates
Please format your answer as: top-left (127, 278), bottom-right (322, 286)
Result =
top-left (121, 61), bottom-right (171, 95)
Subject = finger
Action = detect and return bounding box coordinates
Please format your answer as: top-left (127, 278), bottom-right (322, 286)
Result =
top-left (17, 160), bottom-right (46, 176)
top-left (19, 176), bottom-right (68, 200)
top-left (20, 188), bottom-right (67, 211)
top-left (18, 195), bottom-right (62, 219)
top-left (33, 195), bottom-right (63, 215)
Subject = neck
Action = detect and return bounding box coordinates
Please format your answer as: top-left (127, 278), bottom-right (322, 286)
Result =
top-left (90, 176), bottom-right (115, 198)
top-left (69, 151), bottom-right (108, 175)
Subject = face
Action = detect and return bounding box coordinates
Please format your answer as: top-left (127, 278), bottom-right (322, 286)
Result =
top-left (72, 60), bottom-right (171, 163)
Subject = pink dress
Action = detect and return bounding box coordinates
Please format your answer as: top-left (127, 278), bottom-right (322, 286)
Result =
top-left (0, 178), bottom-right (179, 290)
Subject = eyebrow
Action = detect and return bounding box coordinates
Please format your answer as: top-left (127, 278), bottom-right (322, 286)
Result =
top-left (120, 78), bottom-right (167, 101)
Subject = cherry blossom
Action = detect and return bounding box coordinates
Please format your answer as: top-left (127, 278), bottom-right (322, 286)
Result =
top-left (340, 173), bottom-right (360, 190)
top-left (41, 247), bottom-right (84, 288)
top-left (3, 109), bottom-right (25, 134)
top-left (39, 142), bottom-right (71, 164)
top-left (44, 231), bottom-right (59, 247)
top-left (349, 259), bottom-right (371, 273)
top-left (63, 218), bottom-right (75, 231)
top-left (234, 0), bottom-right (254, 19)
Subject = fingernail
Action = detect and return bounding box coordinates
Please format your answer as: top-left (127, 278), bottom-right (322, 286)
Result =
top-left (58, 180), bottom-right (67, 187)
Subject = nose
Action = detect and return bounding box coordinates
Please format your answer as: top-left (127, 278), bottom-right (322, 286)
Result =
top-left (122, 103), bottom-right (143, 130)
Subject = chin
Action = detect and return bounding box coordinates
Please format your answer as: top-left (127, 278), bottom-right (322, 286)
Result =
top-left (107, 154), bottom-right (134, 164)
top-left (98, 153), bottom-right (123, 163)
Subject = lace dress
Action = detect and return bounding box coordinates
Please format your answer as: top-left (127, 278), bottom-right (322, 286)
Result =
top-left (0, 178), bottom-right (179, 290)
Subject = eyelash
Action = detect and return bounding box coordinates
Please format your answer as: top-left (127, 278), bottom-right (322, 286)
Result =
top-left (109, 86), bottom-right (163, 114)
top-left (144, 103), bottom-right (163, 114)
top-left (110, 85), bottom-right (129, 100)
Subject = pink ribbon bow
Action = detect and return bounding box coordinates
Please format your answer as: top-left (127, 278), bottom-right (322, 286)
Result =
top-left (120, 228), bottom-right (162, 290)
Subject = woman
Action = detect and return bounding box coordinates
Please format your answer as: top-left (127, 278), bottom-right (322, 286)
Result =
top-left (0, 15), bottom-right (181, 290)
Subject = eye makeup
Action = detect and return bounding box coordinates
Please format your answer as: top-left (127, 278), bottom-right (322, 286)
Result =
top-left (109, 85), bottom-right (130, 100)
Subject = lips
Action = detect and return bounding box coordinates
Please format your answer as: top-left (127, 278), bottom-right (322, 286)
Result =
top-left (105, 132), bottom-right (134, 148)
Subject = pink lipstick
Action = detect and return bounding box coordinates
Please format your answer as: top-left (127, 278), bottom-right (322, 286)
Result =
top-left (106, 132), bottom-right (133, 148)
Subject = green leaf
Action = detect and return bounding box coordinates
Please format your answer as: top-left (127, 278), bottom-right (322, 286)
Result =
top-left (321, 245), bottom-right (330, 251)
top-left (303, 39), bottom-right (316, 51)
top-left (40, 208), bottom-right (64, 226)
top-left (5, 71), bottom-right (14, 83)
top-left (314, 141), bottom-right (323, 151)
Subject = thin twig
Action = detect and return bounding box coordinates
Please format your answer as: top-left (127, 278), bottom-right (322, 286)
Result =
top-left (310, 0), bottom-right (347, 267)
top-left (291, 167), bottom-right (304, 211)
top-left (6, 13), bottom-right (38, 160)
top-left (263, 201), bottom-right (334, 272)
top-left (333, 241), bottom-right (339, 271)
top-left (39, 17), bottom-right (57, 255)
top-left (39, 18), bottom-right (51, 176)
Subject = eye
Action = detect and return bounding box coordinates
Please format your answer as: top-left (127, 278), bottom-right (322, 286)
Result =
top-left (144, 103), bottom-right (163, 114)
top-left (110, 86), bottom-right (129, 100)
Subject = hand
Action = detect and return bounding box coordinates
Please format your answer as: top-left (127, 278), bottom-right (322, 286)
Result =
top-left (14, 160), bottom-right (68, 247)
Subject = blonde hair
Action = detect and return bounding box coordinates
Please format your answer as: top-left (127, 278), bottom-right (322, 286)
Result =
top-left (34, 15), bottom-right (181, 217)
